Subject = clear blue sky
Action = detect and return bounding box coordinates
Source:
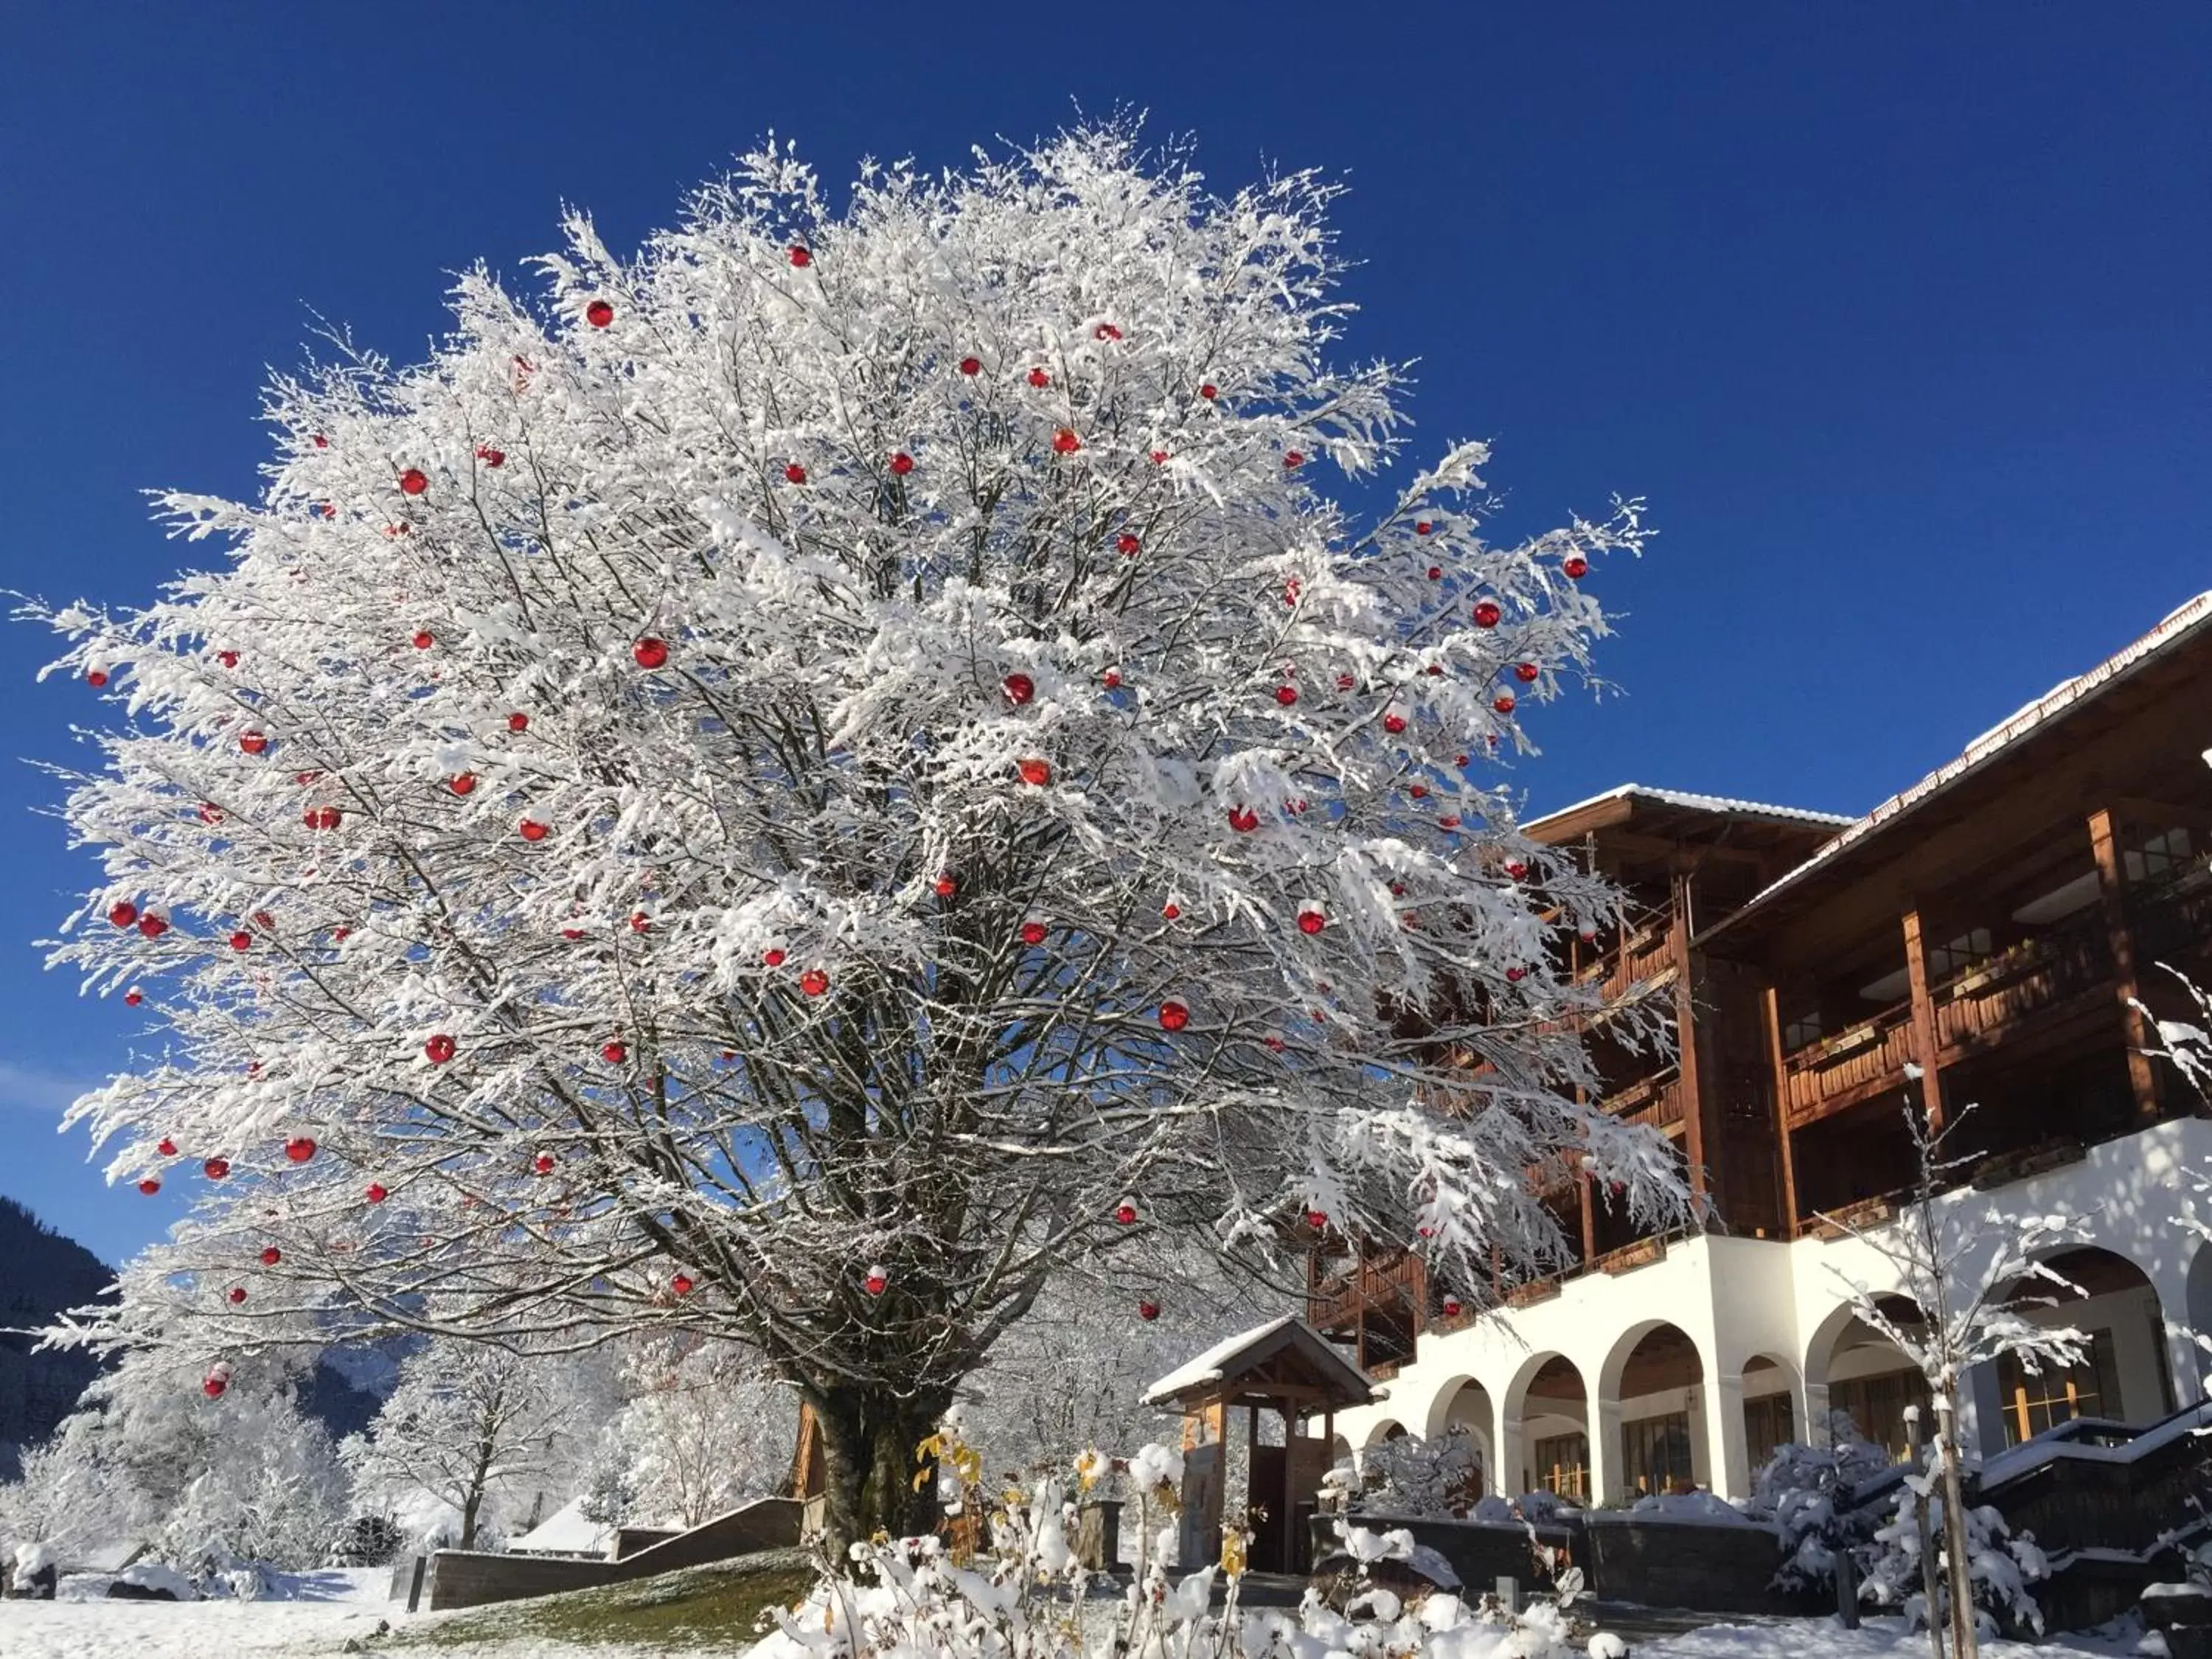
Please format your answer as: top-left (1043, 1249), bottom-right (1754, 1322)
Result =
top-left (1, 3), bottom-right (2205, 1266)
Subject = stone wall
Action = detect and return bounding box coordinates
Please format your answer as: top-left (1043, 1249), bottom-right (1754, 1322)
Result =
top-left (426, 1497), bottom-right (803, 1611)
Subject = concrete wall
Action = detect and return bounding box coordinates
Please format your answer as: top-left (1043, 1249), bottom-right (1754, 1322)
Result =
top-left (1338, 1116), bottom-right (2212, 1503)
top-left (426, 1497), bottom-right (803, 1611)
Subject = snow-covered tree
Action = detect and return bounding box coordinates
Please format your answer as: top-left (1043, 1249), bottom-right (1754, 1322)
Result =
top-left (1746, 1413), bottom-right (1893, 1593)
top-left (1823, 1091), bottom-right (2089, 1657)
top-left (29, 124), bottom-right (1677, 1545)
top-left (341, 1334), bottom-right (573, 1550)
top-left (596, 1335), bottom-right (796, 1528)
top-left (1860, 1484), bottom-right (2050, 1641)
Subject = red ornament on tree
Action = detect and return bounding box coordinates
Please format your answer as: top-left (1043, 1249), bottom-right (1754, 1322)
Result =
top-left (934, 874), bottom-right (957, 898)
top-left (1506, 966), bottom-right (1526, 983)
top-left (1505, 861), bottom-right (1528, 880)
top-left (633, 637), bottom-right (669, 669)
top-left (1115, 1199), bottom-right (1138, 1225)
top-left (203, 1371), bottom-right (229, 1399)
top-left (1016, 757), bottom-right (1052, 787)
top-left (1138, 1299), bottom-right (1160, 1321)
top-left (863, 1264), bottom-right (888, 1295)
top-left (476, 445), bottom-right (505, 467)
top-left (399, 468), bottom-right (428, 496)
top-left (507, 712), bottom-right (529, 732)
top-left (285, 1137), bottom-right (317, 1164)
top-left (260, 1246), bottom-right (280, 1266)
top-left (1472, 599), bottom-right (1503, 628)
top-left (124, 989), bottom-right (142, 1006)
top-left (108, 900), bottom-right (139, 928)
top-left (788, 246), bottom-right (812, 268)
top-left (762, 947), bottom-right (786, 967)
top-left (1297, 908), bottom-right (1326, 935)
top-left (1158, 1000), bottom-right (1190, 1032)
top-left (889, 451), bottom-right (915, 476)
top-left (1514, 661), bottom-right (1540, 684)
top-left (1019, 919), bottom-right (1048, 946)
top-left (137, 1178), bottom-right (161, 1195)
top-left (1492, 693), bottom-right (1517, 715)
top-left (1306, 1208), bottom-right (1329, 1231)
top-left (366, 1183), bottom-right (388, 1204)
top-left (601, 1041), bottom-right (628, 1065)
top-left (1382, 711), bottom-right (1408, 735)
top-left (204, 1158), bottom-right (230, 1180)
top-left (217, 650), bottom-right (240, 668)
top-left (1409, 784), bottom-right (1428, 799)
top-left (1116, 532), bottom-right (1141, 555)
top-left (137, 913), bottom-right (168, 939)
top-left (1442, 1295), bottom-right (1463, 1317)
top-left (518, 818), bottom-right (550, 841)
top-left (448, 773), bottom-right (477, 796)
top-left (534, 1152), bottom-right (555, 1175)
top-left (630, 911), bottom-right (650, 933)
top-left (672, 1273), bottom-right (695, 1296)
top-left (157, 1137), bottom-right (177, 1156)
top-left (1027, 367), bottom-right (1050, 388)
top-left (800, 967), bottom-right (830, 997)
top-left (1161, 902), bottom-right (1180, 919)
top-left (1002, 671), bottom-right (1035, 706)
top-left (304, 806), bottom-right (341, 831)
top-left (1150, 450), bottom-right (1169, 465)
top-left (1094, 322), bottom-right (1121, 341)
top-left (228, 931), bottom-right (251, 952)
top-left (585, 299), bottom-right (614, 327)
top-left (238, 730), bottom-right (269, 755)
top-left (959, 356), bottom-right (981, 375)
top-left (86, 669), bottom-right (108, 687)
top-left (1562, 555), bottom-right (1588, 580)
top-left (1415, 521), bottom-right (1433, 535)
top-left (424, 1034), bottom-right (456, 1064)
top-left (1227, 806), bottom-right (1259, 832)
top-left (1103, 669), bottom-right (1121, 689)
top-left (412, 630), bottom-right (434, 649)
top-left (227, 1287), bottom-right (247, 1304)
top-left (784, 462), bottom-right (808, 484)
top-left (198, 803), bottom-right (224, 824)
top-left (1051, 428), bottom-right (1081, 454)
top-left (1427, 566), bottom-right (1442, 580)
top-left (1199, 383), bottom-right (1218, 400)
top-left (1274, 685), bottom-right (1298, 706)
top-left (1282, 451), bottom-right (1304, 470)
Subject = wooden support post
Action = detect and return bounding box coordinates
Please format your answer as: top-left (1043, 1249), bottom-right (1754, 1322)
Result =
top-left (1669, 873), bottom-right (1711, 1212)
top-left (1900, 910), bottom-right (1946, 1129)
top-left (1578, 1166), bottom-right (1598, 1265)
top-left (1760, 985), bottom-right (1801, 1239)
top-left (2088, 807), bottom-right (2163, 1123)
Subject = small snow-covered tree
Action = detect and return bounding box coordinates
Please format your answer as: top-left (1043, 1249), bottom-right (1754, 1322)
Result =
top-left (1823, 1091), bottom-right (2090, 1657)
top-left (1747, 1413), bottom-right (1893, 1593)
top-left (30, 125), bottom-right (1679, 1545)
top-left (1861, 1485), bottom-right (2050, 1641)
top-left (341, 1334), bottom-right (572, 1551)
top-left (604, 1335), bottom-right (796, 1528)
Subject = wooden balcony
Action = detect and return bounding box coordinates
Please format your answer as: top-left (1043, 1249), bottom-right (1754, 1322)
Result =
top-left (1578, 918), bottom-right (1677, 1002)
top-left (1781, 1004), bottom-right (1918, 1128)
top-left (1929, 908), bottom-right (2114, 1061)
top-left (1307, 1255), bottom-right (1420, 1336)
top-left (1603, 1065), bottom-right (1686, 1134)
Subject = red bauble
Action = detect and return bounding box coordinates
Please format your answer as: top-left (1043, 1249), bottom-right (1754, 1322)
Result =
top-left (203, 1374), bottom-right (228, 1399)
top-left (227, 1287), bottom-right (246, 1304)
top-left (366, 1183), bottom-right (388, 1204)
top-left (1283, 451), bottom-right (1304, 470)
top-left (124, 990), bottom-right (142, 1006)
top-left (518, 818), bottom-right (550, 841)
top-left (800, 967), bottom-right (830, 997)
top-left (449, 773), bottom-right (477, 796)
top-left (239, 730), bottom-right (269, 755)
top-left (1199, 383), bottom-right (1218, 400)
top-left (1227, 806), bottom-right (1259, 832)
top-left (1149, 450), bottom-right (1169, 465)
top-left (1274, 685), bottom-right (1298, 706)
top-left (1094, 322), bottom-right (1121, 341)
top-left (109, 900), bottom-right (139, 928)
top-left (1337, 673), bottom-right (1356, 691)
top-left (507, 712), bottom-right (529, 732)
top-left (934, 874), bottom-right (957, 897)
top-left (863, 1265), bottom-right (888, 1295)
top-left (86, 669), bottom-right (108, 687)
top-left (204, 1158), bottom-right (230, 1180)
top-left (229, 931), bottom-right (251, 952)
top-left (1161, 902), bottom-right (1180, 919)
top-left (137, 1178), bottom-right (161, 1195)
top-left (1103, 670), bottom-right (1121, 689)
top-left (1051, 428), bottom-right (1081, 454)
top-left (1382, 712), bottom-right (1408, 735)
top-left (1415, 521), bottom-right (1433, 535)
top-left (1442, 1295), bottom-right (1463, 1317)
top-left (601, 1041), bottom-right (628, 1065)
top-left (1306, 1208), bottom-right (1329, 1231)
top-left (1116, 532), bottom-right (1141, 555)
top-left (1514, 661), bottom-right (1540, 684)
top-left (260, 1246), bottom-right (280, 1266)
top-left (1505, 861), bottom-right (1528, 880)
top-left (198, 803), bottom-right (224, 824)
top-left (1427, 566), bottom-right (1442, 580)
top-left (1016, 757), bottom-right (1052, 787)
top-left (1409, 784), bottom-right (1428, 799)
top-left (585, 299), bottom-right (615, 327)
top-left (294, 770), bottom-right (322, 787)
top-left (424, 1034), bottom-right (456, 1064)
top-left (887, 451), bottom-right (915, 477)
top-left (1439, 815), bottom-right (1462, 830)
top-left (1158, 1000), bottom-right (1190, 1032)
top-left (304, 806), bottom-right (341, 831)
top-left (1562, 555), bottom-right (1588, 580)
top-left (633, 636), bottom-right (669, 669)
top-left (1283, 578), bottom-right (1301, 607)
top-left (630, 911), bottom-right (650, 933)
top-left (399, 468), bottom-right (428, 496)
top-left (959, 356), bottom-right (981, 375)
top-left (1297, 909), bottom-right (1326, 935)
top-left (1115, 1200), bottom-right (1138, 1225)
top-left (411, 630), bottom-right (434, 649)
top-left (1265, 1034), bottom-right (1286, 1052)
top-left (312, 434), bottom-right (328, 448)
top-left (1002, 671), bottom-right (1035, 706)
top-left (137, 914), bottom-right (168, 939)
top-left (1027, 367), bottom-right (1050, 388)
top-left (1138, 1300), bottom-right (1160, 1321)
top-left (1019, 919), bottom-right (1047, 946)
top-left (788, 246), bottom-right (812, 268)
top-left (285, 1137), bottom-right (317, 1164)
top-left (476, 445), bottom-right (505, 467)
top-left (562, 928), bottom-right (584, 941)
top-left (1455, 753), bottom-right (1470, 767)
top-left (762, 947), bottom-right (786, 967)
top-left (217, 650), bottom-right (240, 669)
top-left (672, 1273), bottom-right (695, 1296)
top-left (1492, 694), bottom-right (1517, 715)
top-left (534, 1152), bottom-right (555, 1175)
top-left (157, 1137), bottom-right (177, 1156)
top-left (785, 462), bottom-right (808, 484)
top-left (1473, 599), bottom-right (1503, 629)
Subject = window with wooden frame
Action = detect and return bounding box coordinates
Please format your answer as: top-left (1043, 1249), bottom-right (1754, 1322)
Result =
top-left (1743, 1391), bottom-right (1796, 1470)
top-left (1529, 1432), bottom-right (1588, 1501)
top-left (1622, 1411), bottom-right (1694, 1495)
top-left (1994, 1329), bottom-right (2124, 1446)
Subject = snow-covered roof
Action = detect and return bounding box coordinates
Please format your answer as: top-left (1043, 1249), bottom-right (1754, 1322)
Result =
top-left (508, 1496), bottom-right (615, 1557)
top-left (1526, 783), bottom-right (1854, 834)
top-left (1139, 1315), bottom-right (1375, 1407)
top-left (1711, 591), bottom-right (2212, 934)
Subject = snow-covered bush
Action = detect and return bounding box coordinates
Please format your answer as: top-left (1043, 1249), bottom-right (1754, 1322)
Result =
top-left (1747, 1418), bottom-right (1893, 1593)
top-left (1332, 1427), bottom-right (1485, 1520)
top-left (1861, 1479), bottom-right (2049, 1638)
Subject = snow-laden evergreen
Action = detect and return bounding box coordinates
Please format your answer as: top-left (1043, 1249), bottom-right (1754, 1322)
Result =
top-left (29, 125), bottom-right (1675, 1541)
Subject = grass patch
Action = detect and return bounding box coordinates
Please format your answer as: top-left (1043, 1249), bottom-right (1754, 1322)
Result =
top-left (400, 1548), bottom-right (818, 1651)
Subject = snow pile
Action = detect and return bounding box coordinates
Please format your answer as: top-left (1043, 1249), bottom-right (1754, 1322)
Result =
top-left (1623, 1490), bottom-right (1753, 1525)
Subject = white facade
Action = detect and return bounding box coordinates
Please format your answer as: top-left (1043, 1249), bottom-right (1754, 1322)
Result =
top-left (1335, 1116), bottom-right (2212, 1503)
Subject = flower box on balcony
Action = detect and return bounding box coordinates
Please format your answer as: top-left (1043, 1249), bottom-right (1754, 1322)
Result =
top-left (1597, 1236), bottom-right (1666, 1276)
top-left (1505, 1277), bottom-right (1562, 1309)
top-left (1969, 1138), bottom-right (2087, 1191)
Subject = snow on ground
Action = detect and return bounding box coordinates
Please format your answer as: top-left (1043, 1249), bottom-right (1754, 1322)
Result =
top-left (1638, 1613), bottom-right (2151, 1658)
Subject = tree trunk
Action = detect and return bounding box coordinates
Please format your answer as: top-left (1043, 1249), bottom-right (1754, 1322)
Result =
top-left (459, 1488), bottom-right (482, 1552)
top-left (1935, 1396), bottom-right (1978, 1659)
top-left (810, 1383), bottom-right (953, 1552)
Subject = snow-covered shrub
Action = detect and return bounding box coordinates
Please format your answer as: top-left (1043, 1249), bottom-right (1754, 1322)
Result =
top-left (1746, 1418), bottom-right (1894, 1593)
top-left (1335, 1427), bottom-right (1485, 1519)
top-left (1861, 1479), bottom-right (2049, 1638)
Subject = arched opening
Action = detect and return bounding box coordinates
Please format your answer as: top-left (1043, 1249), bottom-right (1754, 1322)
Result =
top-left (1603, 1323), bottom-right (1705, 1495)
top-left (1740, 1354), bottom-right (1800, 1472)
top-left (1363, 1419), bottom-right (1408, 1448)
top-left (1986, 1245), bottom-right (2174, 1445)
top-left (1424, 1377), bottom-right (1495, 1499)
top-left (1805, 1296), bottom-right (1930, 1464)
top-left (1514, 1354), bottom-right (1590, 1501)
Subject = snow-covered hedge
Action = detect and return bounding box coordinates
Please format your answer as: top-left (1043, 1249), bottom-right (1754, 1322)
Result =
top-left (1745, 1425), bottom-right (1894, 1593)
top-left (1860, 1479), bottom-right (2049, 1638)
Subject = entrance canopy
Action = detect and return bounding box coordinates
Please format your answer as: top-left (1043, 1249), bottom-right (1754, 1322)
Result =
top-left (1141, 1314), bottom-right (1377, 1413)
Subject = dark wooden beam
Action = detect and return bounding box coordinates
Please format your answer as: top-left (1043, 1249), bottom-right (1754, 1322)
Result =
top-left (1669, 873), bottom-right (1711, 1210)
top-left (1901, 910), bottom-right (1947, 1129)
top-left (2088, 807), bottom-right (2163, 1123)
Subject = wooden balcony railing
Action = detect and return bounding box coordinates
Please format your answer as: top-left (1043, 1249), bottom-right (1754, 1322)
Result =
top-left (1578, 919), bottom-right (1676, 1003)
top-left (1307, 1256), bottom-right (1420, 1335)
top-left (1603, 1065), bottom-right (1686, 1133)
top-left (2129, 863), bottom-right (2212, 969)
top-left (1929, 909), bottom-right (2113, 1057)
top-left (1781, 1004), bottom-right (1917, 1128)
